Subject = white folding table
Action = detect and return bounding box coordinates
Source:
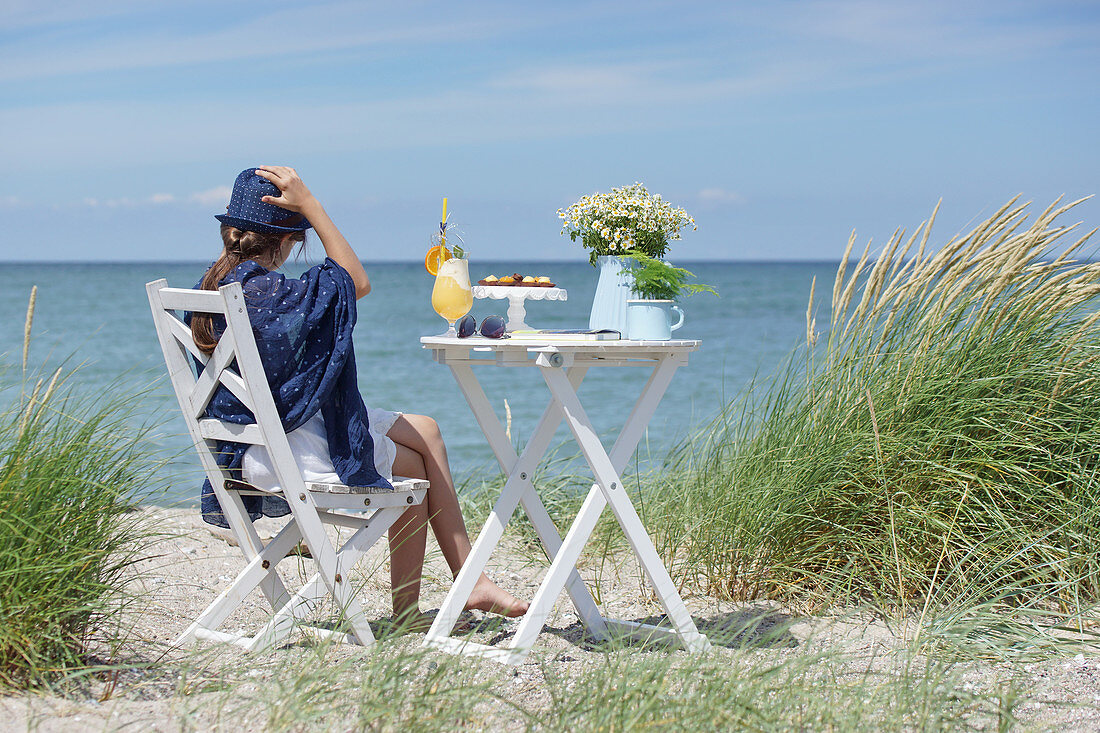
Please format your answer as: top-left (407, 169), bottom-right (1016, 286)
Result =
top-left (420, 335), bottom-right (711, 664)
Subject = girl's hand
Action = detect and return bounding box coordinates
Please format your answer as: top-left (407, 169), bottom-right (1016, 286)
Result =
top-left (254, 165), bottom-right (371, 298)
top-left (255, 165), bottom-right (317, 213)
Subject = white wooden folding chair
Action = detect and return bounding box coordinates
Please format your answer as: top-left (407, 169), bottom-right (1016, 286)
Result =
top-left (146, 278), bottom-right (427, 651)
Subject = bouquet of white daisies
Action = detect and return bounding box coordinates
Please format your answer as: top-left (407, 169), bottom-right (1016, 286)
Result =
top-left (558, 182), bottom-right (696, 266)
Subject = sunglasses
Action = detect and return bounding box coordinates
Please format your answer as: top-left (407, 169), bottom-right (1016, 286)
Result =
top-left (457, 314), bottom-right (507, 339)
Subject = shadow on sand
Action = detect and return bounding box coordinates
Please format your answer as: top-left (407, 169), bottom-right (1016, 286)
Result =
top-left (464, 604), bottom-right (800, 653)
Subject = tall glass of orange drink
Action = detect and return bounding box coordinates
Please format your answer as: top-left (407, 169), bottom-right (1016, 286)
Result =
top-left (431, 256), bottom-right (473, 336)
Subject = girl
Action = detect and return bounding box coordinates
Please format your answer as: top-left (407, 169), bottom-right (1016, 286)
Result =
top-left (192, 165), bottom-right (528, 626)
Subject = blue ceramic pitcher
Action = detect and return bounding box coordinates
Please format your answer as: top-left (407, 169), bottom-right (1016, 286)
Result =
top-left (588, 256), bottom-right (634, 333)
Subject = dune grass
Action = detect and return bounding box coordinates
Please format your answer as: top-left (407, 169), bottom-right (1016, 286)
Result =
top-left (152, 628), bottom-right (1024, 732)
top-left (528, 647), bottom-right (1020, 732)
top-left (640, 198), bottom-right (1100, 630)
top-left (0, 290), bottom-right (162, 687)
top-left (170, 642), bottom-right (498, 732)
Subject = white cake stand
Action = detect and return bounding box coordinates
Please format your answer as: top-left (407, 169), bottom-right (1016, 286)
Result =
top-left (472, 286), bottom-right (567, 331)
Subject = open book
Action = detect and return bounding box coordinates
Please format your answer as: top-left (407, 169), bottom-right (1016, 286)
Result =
top-left (508, 329), bottom-right (621, 341)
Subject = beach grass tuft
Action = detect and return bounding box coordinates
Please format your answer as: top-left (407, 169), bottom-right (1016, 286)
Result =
top-left (527, 647), bottom-right (1019, 731)
top-left (646, 198), bottom-right (1100, 630)
top-left (163, 635), bottom-right (1021, 731)
top-left (0, 291), bottom-right (162, 687)
top-left (171, 641), bottom-right (501, 731)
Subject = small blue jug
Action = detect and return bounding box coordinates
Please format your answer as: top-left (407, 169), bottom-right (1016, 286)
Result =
top-left (625, 300), bottom-right (685, 341)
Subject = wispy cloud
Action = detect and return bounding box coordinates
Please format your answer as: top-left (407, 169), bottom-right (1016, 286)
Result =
top-left (81, 196), bottom-right (143, 208)
top-left (77, 189), bottom-right (220, 208)
top-left (492, 61), bottom-right (674, 95)
top-left (0, 0), bottom-right (155, 33)
top-left (188, 186), bottom-right (231, 207)
top-left (0, 90), bottom-right (671, 173)
top-left (0, 3), bottom-right (509, 83)
top-left (487, 57), bottom-right (823, 111)
top-left (740, 0), bottom-right (1100, 60)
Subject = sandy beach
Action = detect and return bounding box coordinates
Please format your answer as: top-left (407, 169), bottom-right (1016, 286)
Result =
top-left (0, 507), bottom-right (1097, 731)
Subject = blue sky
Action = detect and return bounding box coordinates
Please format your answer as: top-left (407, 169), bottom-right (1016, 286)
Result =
top-left (1, 0), bottom-right (1097, 262)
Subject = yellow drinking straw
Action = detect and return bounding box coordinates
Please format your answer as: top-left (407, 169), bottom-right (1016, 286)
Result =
top-left (438, 197), bottom-right (448, 270)
top-left (441, 197), bottom-right (448, 248)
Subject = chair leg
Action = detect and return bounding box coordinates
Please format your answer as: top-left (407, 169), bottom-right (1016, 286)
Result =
top-left (247, 506), bottom-right (407, 651)
top-left (179, 503), bottom-right (412, 651)
top-left (220, 489), bottom-right (295, 611)
top-left (175, 521), bottom-right (303, 647)
top-left (247, 573), bottom-right (329, 651)
top-left (325, 506), bottom-right (409, 645)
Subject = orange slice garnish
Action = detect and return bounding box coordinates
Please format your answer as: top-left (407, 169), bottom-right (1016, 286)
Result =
top-left (424, 245), bottom-right (451, 275)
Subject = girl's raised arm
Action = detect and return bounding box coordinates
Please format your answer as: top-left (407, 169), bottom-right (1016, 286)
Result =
top-left (255, 165), bottom-right (371, 298)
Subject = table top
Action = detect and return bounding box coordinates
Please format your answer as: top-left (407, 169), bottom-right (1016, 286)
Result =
top-left (421, 335), bottom-right (700, 351)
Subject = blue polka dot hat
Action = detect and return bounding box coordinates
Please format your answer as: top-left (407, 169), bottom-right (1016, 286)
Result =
top-left (215, 168), bottom-right (313, 234)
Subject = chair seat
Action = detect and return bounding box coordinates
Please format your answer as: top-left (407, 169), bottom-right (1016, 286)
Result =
top-left (225, 478), bottom-right (429, 495)
top-left (307, 478), bottom-right (429, 495)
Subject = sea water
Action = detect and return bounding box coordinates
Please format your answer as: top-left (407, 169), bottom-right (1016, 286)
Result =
top-left (0, 260), bottom-right (837, 506)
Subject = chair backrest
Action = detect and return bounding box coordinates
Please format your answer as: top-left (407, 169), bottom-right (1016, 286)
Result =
top-left (145, 279), bottom-right (308, 545)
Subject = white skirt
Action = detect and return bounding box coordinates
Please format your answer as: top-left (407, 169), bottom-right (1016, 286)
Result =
top-left (243, 407), bottom-right (401, 491)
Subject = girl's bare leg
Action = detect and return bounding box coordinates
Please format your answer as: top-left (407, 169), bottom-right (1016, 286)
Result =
top-left (388, 414), bottom-right (529, 617)
top-left (387, 443), bottom-right (430, 625)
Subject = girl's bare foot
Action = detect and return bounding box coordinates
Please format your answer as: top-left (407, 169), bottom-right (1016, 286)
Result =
top-left (464, 575), bottom-right (529, 617)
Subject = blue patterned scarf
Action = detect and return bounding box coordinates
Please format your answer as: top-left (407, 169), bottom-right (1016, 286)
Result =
top-left (190, 258), bottom-right (390, 528)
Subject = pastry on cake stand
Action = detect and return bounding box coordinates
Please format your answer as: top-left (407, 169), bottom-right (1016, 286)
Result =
top-left (472, 282), bottom-right (567, 331)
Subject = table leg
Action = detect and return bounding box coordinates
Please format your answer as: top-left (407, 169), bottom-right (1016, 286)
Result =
top-left (444, 363), bottom-right (609, 638)
top-left (605, 354), bottom-right (686, 468)
top-left (508, 483), bottom-right (607, 655)
top-left (425, 365), bottom-right (606, 647)
top-left (509, 356), bottom-right (687, 652)
top-left (540, 357), bottom-right (710, 654)
top-left (517, 487), bottom-right (609, 639)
